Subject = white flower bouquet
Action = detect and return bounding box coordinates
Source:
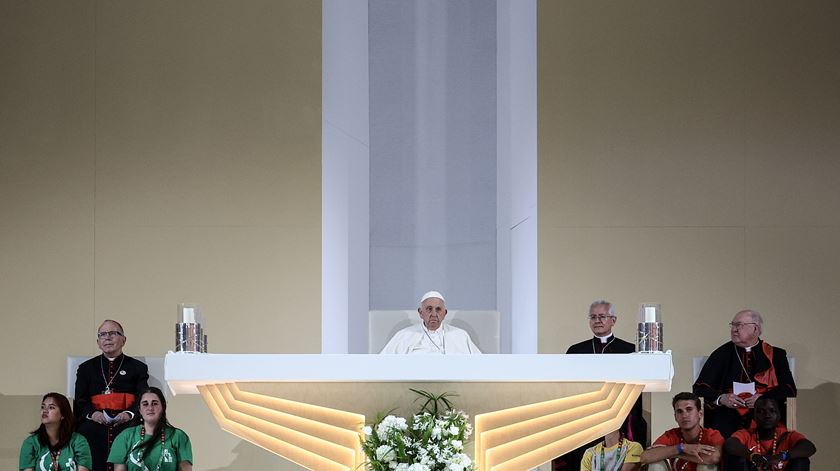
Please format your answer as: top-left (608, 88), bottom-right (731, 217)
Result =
top-left (361, 390), bottom-right (475, 471)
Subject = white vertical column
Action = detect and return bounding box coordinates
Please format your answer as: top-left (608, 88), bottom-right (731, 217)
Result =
top-left (324, 0), bottom-right (537, 354)
top-left (322, 0), bottom-right (369, 353)
top-left (498, 0), bottom-right (537, 353)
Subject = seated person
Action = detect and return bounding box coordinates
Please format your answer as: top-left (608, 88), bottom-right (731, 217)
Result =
top-left (108, 387), bottom-right (193, 471)
top-left (554, 300), bottom-right (647, 471)
top-left (641, 392), bottom-right (723, 471)
top-left (723, 397), bottom-right (815, 471)
top-left (693, 309), bottom-right (796, 438)
top-left (20, 392), bottom-right (92, 471)
top-left (380, 291), bottom-right (481, 354)
top-left (581, 418), bottom-right (643, 471)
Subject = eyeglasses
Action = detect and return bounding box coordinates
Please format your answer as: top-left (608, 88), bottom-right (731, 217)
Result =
top-left (729, 322), bottom-right (757, 329)
top-left (97, 331), bottom-right (124, 339)
top-left (588, 315), bottom-right (615, 321)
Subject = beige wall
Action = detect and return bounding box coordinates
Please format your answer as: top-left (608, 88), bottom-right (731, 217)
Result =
top-left (538, 0), bottom-right (840, 468)
top-left (4, 0), bottom-right (839, 469)
top-left (0, 1), bottom-right (320, 470)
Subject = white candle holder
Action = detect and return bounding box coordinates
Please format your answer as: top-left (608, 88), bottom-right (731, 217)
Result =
top-left (176, 303), bottom-right (207, 353)
top-left (637, 302), bottom-right (663, 353)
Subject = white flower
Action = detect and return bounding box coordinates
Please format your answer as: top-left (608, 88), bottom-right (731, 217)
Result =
top-left (451, 453), bottom-right (472, 467)
top-left (363, 402), bottom-right (474, 471)
top-left (377, 416), bottom-right (408, 440)
top-left (375, 444), bottom-right (396, 462)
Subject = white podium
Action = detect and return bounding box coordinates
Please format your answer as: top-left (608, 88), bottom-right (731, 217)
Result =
top-left (165, 353), bottom-right (673, 471)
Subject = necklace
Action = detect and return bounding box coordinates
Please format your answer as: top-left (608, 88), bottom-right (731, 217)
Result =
top-left (138, 426), bottom-right (167, 471)
top-left (673, 428), bottom-right (704, 471)
top-left (733, 343), bottom-right (753, 381)
top-left (422, 325), bottom-right (446, 353)
top-left (597, 438), bottom-right (628, 471)
top-left (50, 449), bottom-right (61, 470)
top-left (752, 428), bottom-right (779, 457)
top-left (100, 354), bottom-right (125, 394)
top-left (592, 336), bottom-right (616, 354)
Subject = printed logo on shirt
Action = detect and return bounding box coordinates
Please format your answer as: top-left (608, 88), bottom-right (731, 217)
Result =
top-left (37, 453), bottom-right (77, 471)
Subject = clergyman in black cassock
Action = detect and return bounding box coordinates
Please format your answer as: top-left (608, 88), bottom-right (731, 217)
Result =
top-left (552, 300), bottom-right (648, 471)
top-left (693, 309), bottom-right (796, 438)
top-left (75, 320), bottom-right (149, 471)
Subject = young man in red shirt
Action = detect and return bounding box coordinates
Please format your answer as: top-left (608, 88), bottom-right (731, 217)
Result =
top-left (724, 396), bottom-right (815, 470)
top-left (641, 392), bottom-right (723, 471)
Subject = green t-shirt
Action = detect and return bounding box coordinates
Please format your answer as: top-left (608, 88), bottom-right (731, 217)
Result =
top-left (107, 425), bottom-right (192, 471)
top-left (19, 432), bottom-right (92, 471)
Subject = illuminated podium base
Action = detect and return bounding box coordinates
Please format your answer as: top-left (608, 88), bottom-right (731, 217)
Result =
top-left (165, 353), bottom-right (673, 471)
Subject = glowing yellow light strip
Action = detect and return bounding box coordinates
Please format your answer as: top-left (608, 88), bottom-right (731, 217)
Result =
top-left (475, 383), bottom-right (643, 471)
top-left (198, 384), bottom-right (364, 470)
top-left (230, 383), bottom-right (362, 430)
top-left (216, 384), bottom-right (360, 455)
top-left (486, 384), bottom-right (640, 470)
top-left (475, 383), bottom-right (615, 454)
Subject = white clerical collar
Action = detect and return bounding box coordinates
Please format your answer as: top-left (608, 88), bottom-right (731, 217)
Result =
top-left (423, 324), bottom-right (444, 335)
top-left (596, 334), bottom-right (613, 344)
top-left (744, 339), bottom-right (760, 352)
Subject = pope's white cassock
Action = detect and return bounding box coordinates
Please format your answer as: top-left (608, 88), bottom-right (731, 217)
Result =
top-left (380, 323), bottom-right (482, 354)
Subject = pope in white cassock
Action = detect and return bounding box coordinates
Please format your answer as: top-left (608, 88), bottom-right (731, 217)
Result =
top-left (379, 291), bottom-right (482, 354)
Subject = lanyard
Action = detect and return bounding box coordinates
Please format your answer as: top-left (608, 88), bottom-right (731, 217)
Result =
top-left (51, 449), bottom-right (61, 470)
top-left (597, 439), bottom-right (627, 471)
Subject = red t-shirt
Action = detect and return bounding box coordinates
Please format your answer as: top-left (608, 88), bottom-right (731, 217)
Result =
top-left (651, 427), bottom-right (724, 471)
top-left (731, 424), bottom-right (807, 470)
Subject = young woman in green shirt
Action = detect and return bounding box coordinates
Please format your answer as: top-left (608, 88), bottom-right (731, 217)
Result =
top-left (107, 387), bottom-right (193, 471)
top-left (19, 392), bottom-right (92, 471)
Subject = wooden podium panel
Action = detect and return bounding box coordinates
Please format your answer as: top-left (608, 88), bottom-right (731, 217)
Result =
top-left (166, 353), bottom-right (672, 470)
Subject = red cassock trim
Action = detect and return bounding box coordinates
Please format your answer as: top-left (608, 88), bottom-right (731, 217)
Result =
top-left (91, 392), bottom-right (135, 411)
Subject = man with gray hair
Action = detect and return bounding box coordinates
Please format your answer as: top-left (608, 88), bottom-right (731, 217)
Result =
top-left (379, 290), bottom-right (482, 354)
top-left (553, 300), bottom-right (647, 471)
top-left (566, 300), bottom-right (636, 354)
top-left (75, 320), bottom-right (149, 471)
top-left (693, 309), bottom-right (797, 438)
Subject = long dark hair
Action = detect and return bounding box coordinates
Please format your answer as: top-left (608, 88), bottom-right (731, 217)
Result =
top-left (136, 387), bottom-right (172, 457)
top-left (31, 392), bottom-right (75, 451)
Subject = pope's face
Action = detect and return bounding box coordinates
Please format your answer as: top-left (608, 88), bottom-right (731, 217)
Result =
top-left (418, 297), bottom-right (447, 331)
